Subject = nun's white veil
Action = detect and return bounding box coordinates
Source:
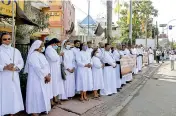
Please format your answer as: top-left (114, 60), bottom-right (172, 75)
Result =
top-left (24, 40), bottom-right (42, 73)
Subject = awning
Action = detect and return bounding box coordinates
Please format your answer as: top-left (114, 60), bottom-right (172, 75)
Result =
top-left (0, 21), bottom-right (12, 32)
top-left (0, 2), bottom-right (39, 27)
top-left (15, 3), bottom-right (39, 26)
top-left (31, 28), bottom-right (50, 37)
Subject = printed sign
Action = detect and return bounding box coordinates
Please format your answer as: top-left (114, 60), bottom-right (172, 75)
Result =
top-left (120, 55), bottom-right (136, 75)
top-left (0, 0), bottom-right (24, 17)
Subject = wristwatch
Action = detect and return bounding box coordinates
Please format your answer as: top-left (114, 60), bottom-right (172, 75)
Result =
top-left (15, 67), bottom-right (20, 71)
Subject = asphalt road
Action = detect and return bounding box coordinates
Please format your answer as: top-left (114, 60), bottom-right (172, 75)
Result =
top-left (118, 62), bottom-right (176, 116)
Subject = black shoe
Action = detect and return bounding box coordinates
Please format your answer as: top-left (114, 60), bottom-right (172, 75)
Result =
top-left (117, 89), bottom-right (120, 92)
top-left (40, 111), bottom-right (47, 115)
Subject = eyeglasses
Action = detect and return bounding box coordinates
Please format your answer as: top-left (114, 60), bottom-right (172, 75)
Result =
top-left (2, 38), bottom-right (11, 41)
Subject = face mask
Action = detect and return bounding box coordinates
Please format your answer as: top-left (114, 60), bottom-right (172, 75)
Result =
top-left (95, 53), bottom-right (100, 57)
top-left (82, 45), bottom-right (88, 51)
top-left (52, 45), bottom-right (58, 50)
top-left (2, 44), bottom-right (11, 48)
top-left (66, 45), bottom-right (71, 50)
top-left (41, 47), bottom-right (45, 52)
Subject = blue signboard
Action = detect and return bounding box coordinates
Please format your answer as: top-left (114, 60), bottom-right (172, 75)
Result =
top-left (169, 25), bottom-right (172, 30)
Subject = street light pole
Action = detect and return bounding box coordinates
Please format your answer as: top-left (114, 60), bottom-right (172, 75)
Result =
top-left (87, 0), bottom-right (90, 41)
top-left (107, 0), bottom-right (112, 44)
top-left (156, 21), bottom-right (159, 49)
top-left (129, 0), bottom-right (132, 45)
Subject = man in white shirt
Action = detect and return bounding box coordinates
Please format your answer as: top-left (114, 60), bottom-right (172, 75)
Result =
top-left (87, 41), bottom-right (93, 57)
top-left (170, 50), bottom-right (175, 70)
top-left (156, 49), bottom-right (161, 63)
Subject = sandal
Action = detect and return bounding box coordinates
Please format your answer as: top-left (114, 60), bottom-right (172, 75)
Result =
top-left (84, 98), bottom-right (89, 101)
top-left (79, 98), bottom-right (84, 102)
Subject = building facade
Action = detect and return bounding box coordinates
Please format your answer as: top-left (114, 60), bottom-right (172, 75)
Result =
top-left (63, 0), bottom-right (76, 39)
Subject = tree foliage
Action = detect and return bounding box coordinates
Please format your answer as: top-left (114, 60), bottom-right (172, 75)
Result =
top-left (115, 0), bottom-right (158, 44)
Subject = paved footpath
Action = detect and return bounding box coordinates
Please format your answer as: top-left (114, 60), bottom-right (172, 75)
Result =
top-left (45, 64), bottom-right (159, 116)
top-left (118, 61), bottom-right (176, 116)
top-left (16, 64), bottom-right (159, 116)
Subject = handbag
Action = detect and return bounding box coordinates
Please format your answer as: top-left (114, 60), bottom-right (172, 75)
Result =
top-left (61, 55), bottom-right (66, 80)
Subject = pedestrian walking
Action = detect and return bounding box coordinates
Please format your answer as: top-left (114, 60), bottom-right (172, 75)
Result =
top-left (161, 50), bottom-right (165, 63)
top-left (156, 49), bottom-right (161, 63)
top-left (170, 50), bottom-right (175, 71)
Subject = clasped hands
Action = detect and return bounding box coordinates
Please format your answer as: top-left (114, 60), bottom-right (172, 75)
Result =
top-left (67, 68), bottom-right (75, 73)
top-left (85, 63), bottom-right (92, 68)
top-left (3, 63), bottom-right (18, 71)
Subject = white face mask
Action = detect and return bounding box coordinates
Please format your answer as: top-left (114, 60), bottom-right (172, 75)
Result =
top-left (41, 47), bottom-right (45, 52)
top-left (2, 44), bottom-right (11, 48)
top-left (66, 45), bottom-right (71, 50)
top-left (95, 53), bottom-right (100, 57)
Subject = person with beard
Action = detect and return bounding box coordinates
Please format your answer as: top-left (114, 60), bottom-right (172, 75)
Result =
top-left (0, 32), bottom-right (24, 116)
top-left (61, 40), bottom-right (76, 100)
top-left (112, 45), bottom-right (122, 92)
top-left (100, 43), bottom-right (117, 96)
top-left (71, 40), bottom-right (81, 91)
top-left (87, 41), bottom-right (93, 57)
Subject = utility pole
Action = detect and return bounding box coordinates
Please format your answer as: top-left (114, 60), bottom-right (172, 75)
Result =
top-left (156, 21), bottom-right (159, 49)
top-left (172, 38), bottom-right (173, 49)
top-left (107, 0), bottom-right (112, 44)
top-left (87, 0), bottom-right (90, 41)
top-left (145, 21), bottom-right (148, 48)
top-left (118, 0), bottom-right (120, 21)
top-left (129, 0), bottom-right (132, 45)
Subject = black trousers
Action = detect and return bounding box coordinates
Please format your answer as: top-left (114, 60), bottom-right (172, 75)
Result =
top-left (156, 56), bottom-right (160, 63)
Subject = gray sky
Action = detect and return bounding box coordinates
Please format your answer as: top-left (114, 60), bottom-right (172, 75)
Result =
top-left (71, 0), bottom-right (176, 40)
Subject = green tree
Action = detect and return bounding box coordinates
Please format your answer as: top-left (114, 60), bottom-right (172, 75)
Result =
top-left (115, 0), bottom-right (158, 44)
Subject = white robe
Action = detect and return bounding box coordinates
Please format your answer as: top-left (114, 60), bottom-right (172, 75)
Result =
top-left (92, 56), bottom-right (104, 90)
top-left (119, 50), bottom-right (126, 85)
top-left (71, 47), bottom-right (80, 89)
top-left (26, 51), bottom-right (51, 114)
top-left (86, 48), bottom-right (93, 57)
top-left (123, 50), bottom-right (133, 82)
top-left (100, 51), bottom-right (117, 95)
top-left (131, 48), bottom-right (138, 74)
top-left (0, 45), bottom-right (24, 115)
top-left (61, 49), bottom-right (75, 99)
top-left (76, 51), bottom-right (93, 91)
top-left (45, 46), bottom-right (65, 97)
top-left (149, 48), bottom-right (154, 64)
top-left (137, 48), bottom-right (143, 71)
top-left (112, 50), bottom-right (121, 89)
top-left (98, 48), bottom-right (105, 61)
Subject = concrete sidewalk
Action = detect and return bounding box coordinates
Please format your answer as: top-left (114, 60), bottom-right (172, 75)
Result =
top-left (43, 64), bottom-right (160, 116)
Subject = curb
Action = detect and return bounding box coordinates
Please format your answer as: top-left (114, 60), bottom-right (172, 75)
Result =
top-left (107, 65), bottom-right (161, 116)
top-left (107, 79), bottom-right (148, 116)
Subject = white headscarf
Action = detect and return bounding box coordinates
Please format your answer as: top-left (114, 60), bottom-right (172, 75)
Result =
top-left (24, 40), bottom-right (42, 73)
